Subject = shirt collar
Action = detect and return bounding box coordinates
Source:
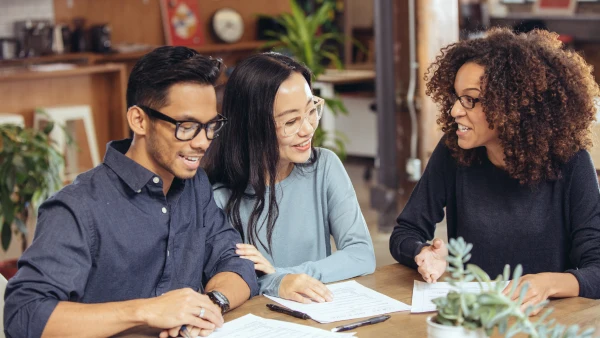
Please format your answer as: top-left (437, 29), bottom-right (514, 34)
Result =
top-left (103, 139), bottom-right (157, 193)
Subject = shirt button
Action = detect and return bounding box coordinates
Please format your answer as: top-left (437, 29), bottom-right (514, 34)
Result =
top-left (161, 207), bottom-right (167, 214)
top-left (167, 250), bottom-right (170, 257)
top-left (153, 177), bottom-right (160, 184)
top-left (136, 189), bottom-right (141, 193)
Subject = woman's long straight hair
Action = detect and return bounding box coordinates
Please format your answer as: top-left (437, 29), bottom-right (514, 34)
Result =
top-left (203, 52), bottom-right (318, 254)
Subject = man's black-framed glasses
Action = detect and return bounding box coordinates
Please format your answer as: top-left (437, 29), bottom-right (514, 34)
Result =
top-left (137, 105), bottom-right (227, 141)
top-left (454, 94), bottom-right (481, 109)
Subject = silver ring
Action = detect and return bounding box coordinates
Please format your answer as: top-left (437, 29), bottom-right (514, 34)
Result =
top-left (199, 307), bottom-right (206, 318)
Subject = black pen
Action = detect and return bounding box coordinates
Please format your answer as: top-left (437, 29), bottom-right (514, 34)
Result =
top-left (266, 303), bottom-right (311, 320)
top-left (331, 315), bottom-right (391, 332)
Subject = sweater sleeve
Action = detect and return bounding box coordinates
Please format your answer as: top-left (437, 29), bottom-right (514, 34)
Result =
top-left (389, 138), bottom-right (450, 269)
top-left (564, 151), bottom-right (600, 299)
top-left (258, 150), bottom-right (376, 296)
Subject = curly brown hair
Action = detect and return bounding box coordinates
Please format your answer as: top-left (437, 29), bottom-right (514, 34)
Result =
top-left (425, 27), bottom-right (600, 185)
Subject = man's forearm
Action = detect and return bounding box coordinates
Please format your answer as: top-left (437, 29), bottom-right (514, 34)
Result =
top-left (41, 299), bottom-right (146, 338)
top-left (205, 272), bottom-right (251, 310)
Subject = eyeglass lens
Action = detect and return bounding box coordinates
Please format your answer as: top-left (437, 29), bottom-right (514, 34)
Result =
top-left (176, 120), bottom-right (225, 141)
top-left (283, 99), bottom-right (324, 136)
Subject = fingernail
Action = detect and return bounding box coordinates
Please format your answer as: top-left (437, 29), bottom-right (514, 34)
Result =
top-left (236, 243), bottom-right (242, 247)
top-left (235, 250), bottom-right (241, 254)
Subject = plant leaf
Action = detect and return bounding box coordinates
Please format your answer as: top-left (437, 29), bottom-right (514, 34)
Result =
top-left (42, 120), bottom-right (54, 135)
top-left (1, 219), bottom-right (12, 251)
top-left (509, 264), bottom-right (523, 297)
top-left (321, 50), bottom-right (343, 69)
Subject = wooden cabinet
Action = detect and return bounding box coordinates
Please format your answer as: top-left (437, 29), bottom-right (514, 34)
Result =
top-left (0, 63), bottom-right (127, 164)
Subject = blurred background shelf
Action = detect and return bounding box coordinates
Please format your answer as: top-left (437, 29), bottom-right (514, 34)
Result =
top-left (490, 14), bottom-right (600, 42)
top-left (0, 63), bottom-right (127, 159)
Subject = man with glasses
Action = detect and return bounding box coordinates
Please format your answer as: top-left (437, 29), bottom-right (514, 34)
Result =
top-left (4, 46), bottom-right (258, 338)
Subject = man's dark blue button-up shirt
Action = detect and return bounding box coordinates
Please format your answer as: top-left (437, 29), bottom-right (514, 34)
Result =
top-left (4, 139), bottom-right (259, 338)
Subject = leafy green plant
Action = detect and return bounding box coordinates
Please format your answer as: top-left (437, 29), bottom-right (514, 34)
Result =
top-left (260, 0), bottom-right (360, 158)
top-left (261, 0), bottom-right (343, 79)
top-left (432, 237), bottom-right (595, 338)
top-left (0, 121), bottom-right (64, 252)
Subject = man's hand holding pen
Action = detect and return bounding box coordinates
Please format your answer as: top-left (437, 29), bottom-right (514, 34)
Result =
top-left (135, 288), bottom-right (222, 338)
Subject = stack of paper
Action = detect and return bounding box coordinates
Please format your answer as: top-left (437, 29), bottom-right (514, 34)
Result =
top-left (265, 280), bottom-right (411, 323)
top-left (209, 314), bottom-right (356, 337)
top-left (410, 280), bottom-right (509, 313)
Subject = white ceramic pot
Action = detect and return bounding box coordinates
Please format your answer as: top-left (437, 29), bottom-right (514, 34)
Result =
top-left (427, 315), bottom-right (487, 338)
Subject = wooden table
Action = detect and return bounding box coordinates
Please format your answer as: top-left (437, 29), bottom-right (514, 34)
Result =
top-left (224, 264), bottom-right (600, 337)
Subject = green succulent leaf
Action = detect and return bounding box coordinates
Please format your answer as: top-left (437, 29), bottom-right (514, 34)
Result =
top-left (509, 264), bottom-right (523, 297)
top-left (438, 237), bottom-right (595, 338)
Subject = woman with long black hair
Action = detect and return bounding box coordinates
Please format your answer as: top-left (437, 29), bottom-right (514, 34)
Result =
top-left (203, 52), bottom-right (375, 303)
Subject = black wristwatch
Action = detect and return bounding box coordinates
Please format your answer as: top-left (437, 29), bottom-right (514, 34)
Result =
top-left (207, 290), bottom-right (230, 314)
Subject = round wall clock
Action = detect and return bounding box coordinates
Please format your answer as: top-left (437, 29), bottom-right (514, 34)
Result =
top-left (210, 8), bottom-right (244, 43)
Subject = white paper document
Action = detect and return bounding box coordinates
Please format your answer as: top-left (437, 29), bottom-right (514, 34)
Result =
top-left (264, 280), bottom-right (411, 323)
top-left (208, 314), bottom-right (355, 337)
top-left (410, 280), bottom-right (510, 313)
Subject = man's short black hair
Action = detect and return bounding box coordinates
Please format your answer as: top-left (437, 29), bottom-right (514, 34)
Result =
top-left (126, 46), bottom-right (222, 110)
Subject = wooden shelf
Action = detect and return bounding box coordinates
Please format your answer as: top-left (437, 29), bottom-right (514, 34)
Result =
top-left (99, 41), bottom-right (267, 62)
top-left (0, 53), bottom-right (97, 67)
top-left (0, 63), bottom-right (128, 165)
top-left (0, 64), bottom-right (124, 82)
top-left (490, 15), bottom-right (600, 42)
top-left (0, 41), bottom-right (270, 67)
top-left (491, 13), bottom-right (600, 21)
top-left (316, 69), bottom-right (375, 84)
top-left (195, 41), bottom-right (268, 53)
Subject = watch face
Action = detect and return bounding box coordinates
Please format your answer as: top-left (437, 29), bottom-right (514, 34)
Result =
top-left (212, 8), bottom-right (244, 43)
top-left (212, 291), bottom-right (226, 303)
top-left (209, 290), bottom-right (230, 313)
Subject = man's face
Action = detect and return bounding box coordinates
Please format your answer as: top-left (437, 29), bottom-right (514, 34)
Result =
top-left (146, 83), bottom-right (218, 180)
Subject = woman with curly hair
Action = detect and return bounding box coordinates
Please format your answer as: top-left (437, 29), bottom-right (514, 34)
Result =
top-left (390, 27), bottom-right (600, 311)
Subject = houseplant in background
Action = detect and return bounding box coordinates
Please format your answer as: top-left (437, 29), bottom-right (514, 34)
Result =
top-left (0, 120), bottom-right (64, 278)
top-left (428, 237), bottom-right (595, 338)
top-left (260, 0), bottom-right (359, 158)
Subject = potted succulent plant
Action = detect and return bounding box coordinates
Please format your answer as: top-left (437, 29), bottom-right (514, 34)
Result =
top-left (428, 237), bottom-right (595, 338)
top-left (0, 120), bottom-right (64, 279)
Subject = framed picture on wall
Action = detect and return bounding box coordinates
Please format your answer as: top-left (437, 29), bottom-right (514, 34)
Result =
top-left (160, 0), bottom-right (205, 46)
top-left (533, 0), bottom-right (577, 15)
